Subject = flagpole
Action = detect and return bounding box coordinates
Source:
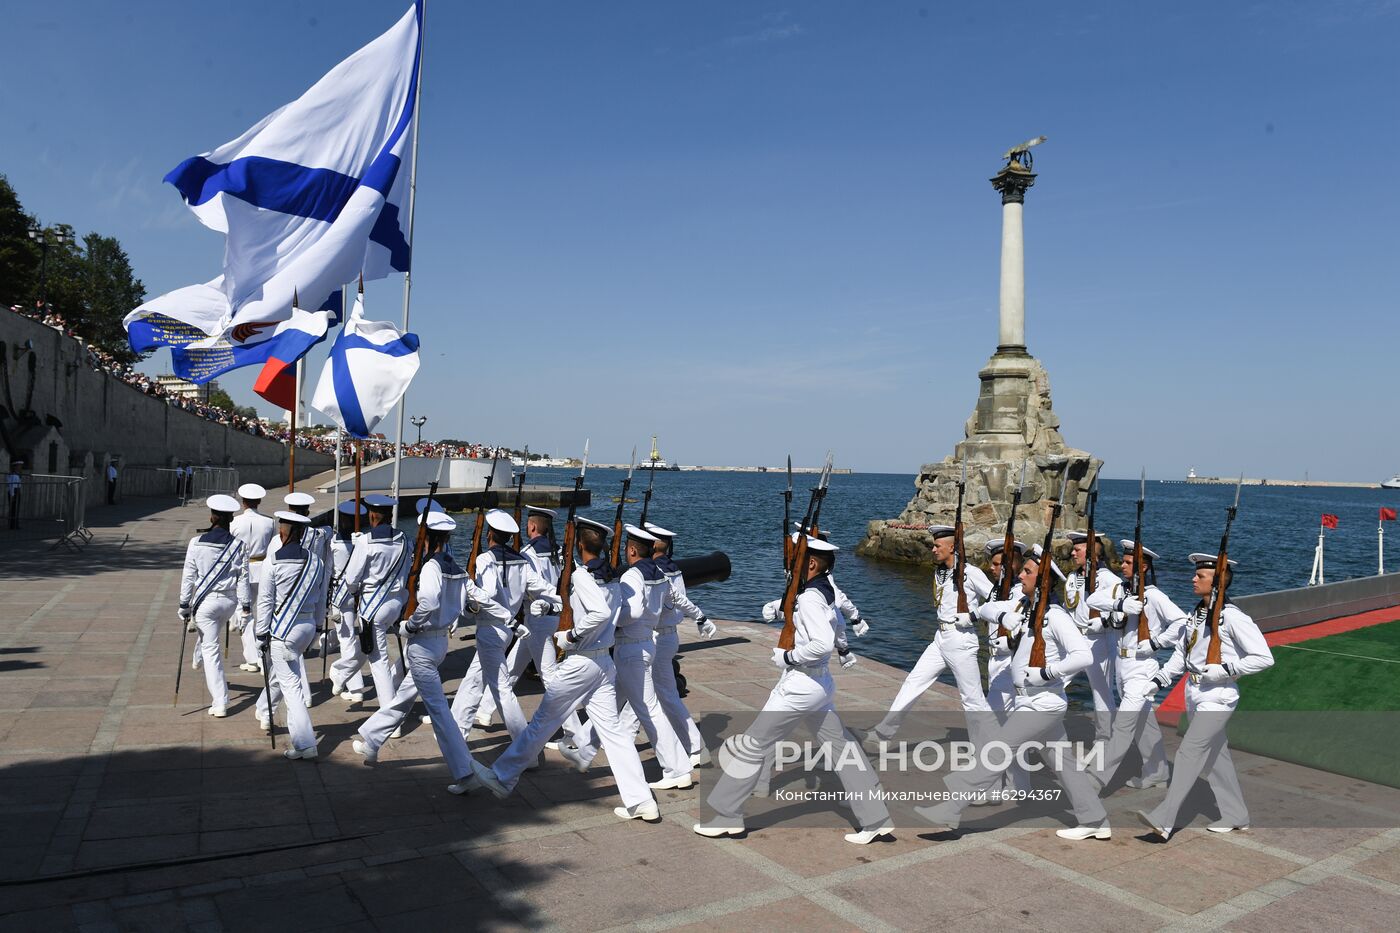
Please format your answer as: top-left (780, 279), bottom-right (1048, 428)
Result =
top-left (1381, 519), bottom-right (1386, 576)
top-left (390, 0), bottom-right (427, 527)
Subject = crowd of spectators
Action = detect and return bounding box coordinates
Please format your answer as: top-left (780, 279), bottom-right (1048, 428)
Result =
top-left (8, 303), bottom-right (504, 464)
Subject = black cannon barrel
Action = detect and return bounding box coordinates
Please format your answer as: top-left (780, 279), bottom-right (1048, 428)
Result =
top-left (676, 551), bottom-right (730, 588)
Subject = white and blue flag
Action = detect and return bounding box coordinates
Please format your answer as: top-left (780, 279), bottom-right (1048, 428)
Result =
top-left (310, 293), bottom-right (420, 439)
top-left (125, 0), bottom-right (422, 353)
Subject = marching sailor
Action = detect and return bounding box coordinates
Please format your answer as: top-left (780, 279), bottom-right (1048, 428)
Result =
top-left (1135, 554), bottom-right (1273, 840)
top-left (696, 535), bottom-right (892, 844)
top-left (611, 525), bottom-right (695, 789)
top-left (254, 511), bottom-right (326, 758)
top-left (285, 491), bottom-right (328, 704)
top-left (178, 494), bottom-right (250, 717)
top-left (918, 544), bottom-right (1110, 840)
top-left (979, 539), bottom-right (1031, 799)
top-left (354, 512), bottom-right (509, 793)
top-left (448, 510), bottom-right (554, 739)
top-left (230, 483), bottom-right (277, 674)
top-left (475, 506), bottom-right (564, 728)
top-left (328, 501), bottom-right (369, 704)
top-left (762, 523), bottom-right (871, 672)
top-left (336, 494), bottom-right (410, 708)
top-left (645, 522), bottom-right (716, 766)
top-left (1063, 531), bottom-right (1123, 739)
top-left (866, 525), bottom-right (994, 743)
top-left (473, 518), bottom-right (662, 821)
top-left (1085, 540), bottom-right (1188, 789)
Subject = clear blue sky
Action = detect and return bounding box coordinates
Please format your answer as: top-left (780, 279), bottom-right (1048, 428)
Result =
top-left (5, 1), bottom-right (1397, 478)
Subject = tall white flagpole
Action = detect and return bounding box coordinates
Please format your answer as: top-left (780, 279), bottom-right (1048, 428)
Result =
top-left (1381, 520), bottom-right (1386, 576)
top-left (390, 0), bottom-right (426, 527)
top-left (332, 285), bottom-right (347, 517)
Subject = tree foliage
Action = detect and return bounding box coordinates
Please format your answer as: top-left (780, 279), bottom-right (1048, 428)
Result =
top-left (0, 173), bottom-right (146, 363)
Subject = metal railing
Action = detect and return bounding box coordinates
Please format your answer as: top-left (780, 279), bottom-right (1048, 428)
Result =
top-left (2, 473), bottom-right (90, 549)
top-left (119, 466), bottom-right (239, 503)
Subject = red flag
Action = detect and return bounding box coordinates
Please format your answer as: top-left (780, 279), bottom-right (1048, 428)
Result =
top-left (253, 358), bottom-right (298, 411)
top-left (1321, 513), bottom-right (1339, 529)
top-left (1382, 508), bottom-right (1398, 522)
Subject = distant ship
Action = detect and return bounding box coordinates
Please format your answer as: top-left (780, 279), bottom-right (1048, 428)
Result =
top-left (641, 434), bottom-right (681, 471)
top-left (1383, 474), bottom-right (1400, 489)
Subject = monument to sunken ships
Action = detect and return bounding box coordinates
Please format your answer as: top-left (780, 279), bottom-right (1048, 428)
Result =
top-left (858, 138), bottom-right (1102, 565)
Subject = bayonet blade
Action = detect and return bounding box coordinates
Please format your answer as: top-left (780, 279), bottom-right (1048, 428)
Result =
top-left (434, 450), bottom-right (447, 485)
top-left (1233, 472), bottom-right (1244, 508)
top-left (627, 446), bottom-right (637, 479)
top-left (580, 439), bottom-right (590, 479)
top-left (1140, 467), bottom-right (1146, 501)
top-left (1018, 459), bottom-right (1027, 492)
top-left (786, 455), bottom-right (793, 492)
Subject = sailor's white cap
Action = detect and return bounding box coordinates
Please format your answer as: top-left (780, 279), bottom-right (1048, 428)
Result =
top-left (207, 494), bottom-right (240, 513)
top-left (790, 521), bottom-right (830, 541)
top-left (927, 524), bottom-right (956, 539)
top-left (985, 539), bottom-right (1028, 557)
top-left (415, 497), bottom-right (445, 514)
top-left (643, 522), bottom-right (675, 539)
top-left (527, 506), bottom-right (557, 518)
top-left (1023, 544), bottom-right (1066, 580)
top-left (624, 523), bottom-right (657, 542)
top-left (238, 483), bottom-right (267, 500)
top-left (1189, 552), bottom-right (1238, 569)
top-left (486, 509), bottom-right (519, 534)
top-left (805, 536), bottom-right (839, 553)
top-left (1119, 539), bottom-right (1161, 562)
top-left (284, 491), bottom-right (316, 507)
top-left (362, 493), bottom-right (395, 509)
top-left (577, 517), bottom-right (610, 535)
top-left (426, 512), bottom-right (457, 532)
top-left (1064, 530), bottom-right (1093, 544)
top-left (274, 510), bottom-right (310, 525)
top-left (337, 501), bottom-right (367, 516)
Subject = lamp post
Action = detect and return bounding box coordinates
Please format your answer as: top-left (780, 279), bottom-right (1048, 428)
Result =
top-left (410, 415), bottom-right (427, 445)
top-left (28, 227), bottom-right (73, 311)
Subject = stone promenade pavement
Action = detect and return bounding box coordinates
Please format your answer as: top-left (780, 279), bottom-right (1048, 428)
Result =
top-left (2, 496), bottom-right (1400, 931)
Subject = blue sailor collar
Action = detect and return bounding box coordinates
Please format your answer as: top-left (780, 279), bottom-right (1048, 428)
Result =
top-left (630, 558), bottom-right (664, 582)
top-left (653, 555), bottom-right (679, 574)
top-left (200, 527), bottom-right (234, 545)
top-left (275, 542), bottom-right (306, 561)
top-left (431, 550), bottom-right (463, 576)
top-left (805, 572), bottom-right (836, 605)
top-left (489, 544), bottom-right (526, 563)
top-left (370, 524), bottom-right (396, 540)
top-left (527, 536), bottom-right (553, 555)
top-left (584, 556), bottom-right (612, 583)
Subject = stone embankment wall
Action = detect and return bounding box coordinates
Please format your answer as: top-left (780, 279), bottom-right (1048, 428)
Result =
top-left (0, 309), bottom-right (330, 502)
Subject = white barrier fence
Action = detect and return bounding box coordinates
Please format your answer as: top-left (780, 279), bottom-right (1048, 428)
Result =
top-left (2, 473), bottom-right (90, 549)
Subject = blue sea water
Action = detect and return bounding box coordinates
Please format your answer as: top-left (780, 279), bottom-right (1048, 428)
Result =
top-left (453, 467), bottom-right (1400, 702)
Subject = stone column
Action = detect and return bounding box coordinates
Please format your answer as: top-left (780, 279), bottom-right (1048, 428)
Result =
top-left (990, 164), bottom-right (1036, 357)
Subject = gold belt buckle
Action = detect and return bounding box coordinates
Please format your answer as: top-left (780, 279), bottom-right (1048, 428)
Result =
top-left (1119, 647), bottom-right (1129, 659)
top-left (1188, 672), bottom-right (1201, 686)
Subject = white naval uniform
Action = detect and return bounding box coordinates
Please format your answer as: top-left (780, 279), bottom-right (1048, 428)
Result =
top-left (448, 544), bottom-right (554, 738)
top-left (178, 528), bottom-right (250, 711)
top-left (491, 559), bottom-right (654, 810)
top-left (297, 524), bottom-right (333, 701)
top-left (940, 598), bottom-right (1107, 827)
top-left (358, 552), bottom-right (508, 777)
top-left (254, 542), bottom-right (326, 752)
top-left (336, 524), bottom-right (410, 708)
top-left (1086, 582), bottom-right (1188, 785)
top-left (613, 558), bottom-right (692, 780)
top-left (652, 555), bottom-right (707, 757)
top-left (1145, 602), bottom-right (1274, 833)
top-left (478, 536), bottom-right (562, 725)
top-left (329, 530), bottom-right (369, 694)
top-left (704, 573), bottom-right (889, 831)
top-left (230, 508), bottom-right (277, 667)
top-left (979, 581), bottom-right (1025, 712)
top-left (1063, 564), bottom-right (1123, 737)
top-left (870, 562), bottom-right (994, 740)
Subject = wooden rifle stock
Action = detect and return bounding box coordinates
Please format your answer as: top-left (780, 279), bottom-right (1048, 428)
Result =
top-left (609, 449), bottom-right (636, 572)
top-left (1084, 481), bottom-right (1100, 621)
top-left (995, 476), bottom-right (1023, 641)
top-left (952, 472), bottom-right (969, 616)
top-left (1027, 498), bottom-right (1063, 668)
top-left (1204, 513), bottom-right (1237, 665)
top-left (778, 470), bottom-right (825, 652)
top-left (401, 468), bottom-right (446, 622)
top-left (1134, 500), bottom-right (1150, 643)
top-left (553, 450), bottom-right (589, 660)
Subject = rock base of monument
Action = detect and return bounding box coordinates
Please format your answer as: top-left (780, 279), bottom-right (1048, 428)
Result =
top-left (857, 351), bottom-right (1104, 566)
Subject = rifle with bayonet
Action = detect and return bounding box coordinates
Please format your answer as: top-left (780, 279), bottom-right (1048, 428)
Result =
top-left (1203, 475), bottom-right (1243, 668)
top-left (1027, 479), bottom-right (1064, 669)
top-left (553, 441), bottom-right (590, 661)
top-left (995, 460), bottom-right (1028, 643)
top-left (467, 448), bottom-right (501, 578)
top-left (608, 446), bottom-right (638, 573)
top-left (511, 446), bottom-right (529, 551)
top-left (1132, 468), bottom-right (1149, 642)
top-left (638, 456), bottom-right (657, 530)
top-left (952, 455), bottom-right (969, 618)
top-left (399, 453), bottom-right (448, 656)
top-left (777, 453), bottom-right (833, 652)
top-left (782, 455), bottom-right (793, 567)
top-left (1084, 475), bottom-right (1101, 626)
